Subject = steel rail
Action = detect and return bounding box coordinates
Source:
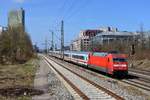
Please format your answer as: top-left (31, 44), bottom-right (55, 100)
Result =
top-left (47, 56), bottom-right (124, 100)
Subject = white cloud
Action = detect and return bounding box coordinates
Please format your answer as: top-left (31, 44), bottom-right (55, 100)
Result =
top-left (13, 0), bottom-right (25, 3)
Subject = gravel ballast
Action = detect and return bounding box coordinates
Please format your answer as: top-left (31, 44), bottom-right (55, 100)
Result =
top-left (51, 57), bottom-right (150, 100)
top-left (32, 57), bottom-right (74, 100)
top-left (47, 69), bottom-right (74, 100)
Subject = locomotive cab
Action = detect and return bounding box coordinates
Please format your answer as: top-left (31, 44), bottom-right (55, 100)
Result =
top-left (109, 54), bottom-right (128, 76)
top-left (88, 52), bottom-right (128, 76)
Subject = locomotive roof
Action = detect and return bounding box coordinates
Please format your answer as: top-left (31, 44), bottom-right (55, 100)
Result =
top-left (111, 54), bottom-right (127, 58)
top-left (57, 51), bottom-right (126, 57)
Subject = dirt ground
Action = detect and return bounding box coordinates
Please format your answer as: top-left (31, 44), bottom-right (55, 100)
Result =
top-left (130, 59), bottom-right (150, 70)
top-left (0, 58), bottom-right (40, 100)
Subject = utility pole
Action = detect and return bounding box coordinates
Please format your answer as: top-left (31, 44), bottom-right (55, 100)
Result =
top-left (61, 20), bottom-right (64, 60)
top-left (55, 43), bottom-right (57, 51)
top-left (45, 38), bottom-right (46, 53)
top-left (51, 31), bottom-right (54, 51)
top-left (45, 37), bottom-right (48, 54)
top-left (140, 23), bottom-right (145, 49)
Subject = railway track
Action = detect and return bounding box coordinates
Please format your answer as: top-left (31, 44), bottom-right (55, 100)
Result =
top-left (48, 55), bottom-right (150, 95)
top-left (122, 79), bottom-right (150, 92)
top-left (124, 68), bottom-right (150, 93)
top-left (43, 55), bottom-right (124, 100)
top-left (129, 68), bottom-right (150, 79)
top-left (129, 68), bottom-right (150, 75)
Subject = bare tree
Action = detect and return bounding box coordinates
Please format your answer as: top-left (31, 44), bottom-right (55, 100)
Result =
top-left (0, 25), bottom-right (33, 64)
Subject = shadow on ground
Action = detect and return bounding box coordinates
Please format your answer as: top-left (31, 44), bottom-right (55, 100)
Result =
top-left (0, 86), bottom-right (44, 97)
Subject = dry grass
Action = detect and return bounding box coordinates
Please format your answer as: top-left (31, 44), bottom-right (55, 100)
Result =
top-left (0, 58), bottom-right (39, 100)
top-left (0, 96), bottom-right (30, 100)
top-left (124, 86), bottom-right (150, 99)
top-left (131, 59), bottom-right (150, 70)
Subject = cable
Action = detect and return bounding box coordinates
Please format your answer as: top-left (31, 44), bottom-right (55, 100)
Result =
top-left (58, 0), bottom-right (70, 20)
top-left (49, 0), bottom-right (91, 48)
top-left (65, 0), bottom-right (92, 22)
top-left (54, 32), bottom-right (61, 41)
top-left (61, 0), bottom-right (77, 20)
top-left (50, 0), bottom-right (68, 33)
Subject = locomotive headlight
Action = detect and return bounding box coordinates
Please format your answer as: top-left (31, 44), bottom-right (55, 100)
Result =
top-left (113, 64), bottom-right (119, 67)
top-left (121, 64), bottom-right (127, 67)
top-left (114, 64), bottom-right (127, 67)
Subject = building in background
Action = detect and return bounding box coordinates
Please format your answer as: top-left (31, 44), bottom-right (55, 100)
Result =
top-left (71, 29), bottom-right (102, 51)
top-left (8, 8), bottom-right (25, 29)
top-left (99, 27), bottom-right (118, 32)
top-left (90, 31), bottom-right (138, 51)
top-left (70, 39), bottom-right (81, 51)
top-left (70, 27), bottom-right (139, 51)
top-left (0, 26), bottom-right (3, 34)
top-left (91, 31), bottom-right (135, 45)
top-left (0, 26), bottom-right (7, 35)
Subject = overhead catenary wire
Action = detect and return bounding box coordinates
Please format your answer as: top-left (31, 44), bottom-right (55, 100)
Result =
top-left (65, 0), bottom-right (92, 22)
top-left (58, 0), bottom-right (69, 20)
top-left (49, 0), bottom-right (91, 49)
top-left (50, 0), bottom-right (68, 34)
top-left (61, 0), bottom-right (77, 20)
top-left (50, 0), bottom-right (71, 37)
top-left (52, 0), bottom-right (90, 30)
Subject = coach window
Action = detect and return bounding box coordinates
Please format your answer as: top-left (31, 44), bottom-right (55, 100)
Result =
top-left (80, 56), bottom-right (84, 60)
top-left (86, 57), bottom-right (88, 60)
top-left (72, 55), bottom-right (76, 58)
top-left (64, 54), bottom-right (69, 57)
top-left (78, 56), bottom-right (82, 59)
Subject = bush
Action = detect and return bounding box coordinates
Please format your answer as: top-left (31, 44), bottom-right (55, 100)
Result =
top-left (0, 26), bottom-right (33, 64)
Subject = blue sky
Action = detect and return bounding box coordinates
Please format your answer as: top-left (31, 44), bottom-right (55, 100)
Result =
top-left (0, 0), bottom-right (150, 49)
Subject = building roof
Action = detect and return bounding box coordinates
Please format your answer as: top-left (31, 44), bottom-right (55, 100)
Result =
top-left (96, 31), bottom-right (135, 36)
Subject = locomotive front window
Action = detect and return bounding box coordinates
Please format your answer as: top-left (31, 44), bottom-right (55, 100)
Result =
top-left (113, 58), bottom-right (127, 62)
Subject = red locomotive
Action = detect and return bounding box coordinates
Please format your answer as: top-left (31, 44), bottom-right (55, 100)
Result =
top-left (49, 51), bottom-right (128, 76)
top-left (88, 52), bottom-right (128, 75)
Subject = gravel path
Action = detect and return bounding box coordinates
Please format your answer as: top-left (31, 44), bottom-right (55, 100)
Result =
top-left (32, 57), bottom-right (74, 100)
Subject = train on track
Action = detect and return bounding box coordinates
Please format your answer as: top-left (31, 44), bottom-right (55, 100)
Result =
top-left (49, 51), bottom-right (128, 76)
